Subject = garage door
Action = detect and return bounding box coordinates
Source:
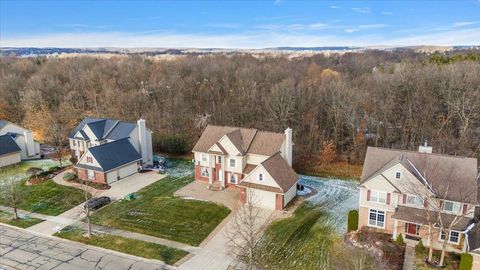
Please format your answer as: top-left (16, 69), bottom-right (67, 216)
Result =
top-left (248, 188), bottom-right (276, 210)
top-left (118, 163), bottom-right (137, 179)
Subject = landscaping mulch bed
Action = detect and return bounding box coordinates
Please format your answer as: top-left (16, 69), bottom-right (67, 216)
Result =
top-left (346, 228), bottom-right (406, 270)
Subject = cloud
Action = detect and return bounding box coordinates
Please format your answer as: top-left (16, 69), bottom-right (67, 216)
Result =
top-left (309, 23), bottom-right (329, 30)
top-left (381, 11), bottom-right (393, 15)
top-left (452, 21), bottom-right (478, 27)
top-left (330, 6), bottom-right (340, 9)
top-left (345, 24), bottom-right (388, 33)
top-left (274, 0), bottom-right (282, 5)
top-left (3, 26), bottom-right (480, 48)
top-left (351, 7), bottom-right (370, 13)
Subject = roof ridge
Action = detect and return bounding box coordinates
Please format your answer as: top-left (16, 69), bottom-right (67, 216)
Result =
top-left (103, 120), bottom-right (120, 138)
top-left (261, 151), bottom-right (282, 165)
top-left (88, 137), bottom-right (130, 150)
top-left (367, 146), bottom-right (477, 161)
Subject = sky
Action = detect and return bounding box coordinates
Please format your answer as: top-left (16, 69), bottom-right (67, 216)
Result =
top-left (1, 0), bottom-right (480, 48)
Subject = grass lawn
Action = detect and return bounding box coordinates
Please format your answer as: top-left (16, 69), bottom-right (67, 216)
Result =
top-left (91, 176), bottom-right (231, 246)
top-left (0, 210), bottom-right (43, 228)
top-left (55, 226), bottom-right (188, 265)
top-left (414, 247), bottom-right (460, 269)
top-left (0, 179), bottom-right (87, 216)
top-left (255, 203), bottom-right (337, 270)
top-left (0, 159), bottom-right (68, 183)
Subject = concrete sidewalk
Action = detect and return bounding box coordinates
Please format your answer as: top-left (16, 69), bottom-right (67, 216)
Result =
top-left (403, 243), bottom-right (416, 270)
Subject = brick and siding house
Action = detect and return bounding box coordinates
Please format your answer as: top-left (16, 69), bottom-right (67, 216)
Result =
top-left (69, 117), bottom-right (153, 185)
top-left (192, 125), bottom-right (299, 210)
top-left (358, 145), bottom-right (479, 254)
top-left (0, 120), bottom-right (41, 167)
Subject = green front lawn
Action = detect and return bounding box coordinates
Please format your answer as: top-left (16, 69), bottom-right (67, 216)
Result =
top-left (0, 160), bottom-right (69, 183)
top-left (55, 226), bottom-right (188, 265)
top-left (91, 176), bottom-right (231, 246)
top-left (0, 210), bottom-right (43, 228)
top-left (0, 179), bottom-right (87, 216)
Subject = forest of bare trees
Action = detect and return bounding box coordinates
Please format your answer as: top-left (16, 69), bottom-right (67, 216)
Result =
top-left (1, 50), bottom-right (479, 167)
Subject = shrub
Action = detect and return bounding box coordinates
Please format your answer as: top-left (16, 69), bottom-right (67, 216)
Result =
top-left (48, 166), bottom-right (61, 172)
top-left (395, 234), bottom-right (405, 245)
top-left (156, 134), bottom-right (190, 154)
top-left (347, 210), bottom-right (359, 232)
top-left (459, 253), bottom-right (473, 270)
top-left (63, 172), bottom-right (76, 181)
top-left (415, 240), bottom-right (426, 253)
top-left (69, 157), bottom-right (78, 165)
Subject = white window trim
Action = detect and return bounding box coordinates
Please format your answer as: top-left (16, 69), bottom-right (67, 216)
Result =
top-left (443, 200), bottom-right (461, 215)
top-left (368, 208), bottom-right (386, 229)
top-left (406, 195), bottom-right (424, 208)
top-left (395, 171), bottom-right (402, 179)
top-left (439, 230), bottom-right (461, 244)
top-left (229, 158), bottom-right (236, 168)
top-left (201, 167), bottom-right (209, 177)
top-left (370, 190), bottom-right (387, 205)
top-left (201, 153), bottom-right (209, 162)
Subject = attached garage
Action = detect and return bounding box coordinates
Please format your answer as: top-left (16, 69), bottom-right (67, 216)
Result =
top-left (75, 139), bottom-right (141, 185)
top-left (247, 188), bottom-right (277, 210)
top-left (0, 134), bottom-right (22, 168)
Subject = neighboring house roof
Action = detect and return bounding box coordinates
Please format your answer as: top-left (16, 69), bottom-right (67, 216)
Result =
top-left (76, 139), bottom-right (141, 172)
top-left (0, 120), bottom-right (8, 130)
top-left (243, 164), bottom-right (257, 175)
top-left (392, 206), bottom-right (473, 231)
top-left (69, 117), bottom-right (138, 141)
top-left (468, 222), bottom-right (480, 251)
top-left (0, 134), bottom-right (21, 156)
top-left (361, 147), bottom-right (478, 204)
top-left (192, 125), bottom-right (285, 156)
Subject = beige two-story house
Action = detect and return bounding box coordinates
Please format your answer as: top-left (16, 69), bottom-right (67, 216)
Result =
top-left (358, 145), bottom-right (479, 253)
top-left (192, 125), bottom-right (299, 210)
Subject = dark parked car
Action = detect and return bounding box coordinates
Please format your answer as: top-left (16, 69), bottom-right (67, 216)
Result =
top-left (84, 196), bottom-right (111, 210)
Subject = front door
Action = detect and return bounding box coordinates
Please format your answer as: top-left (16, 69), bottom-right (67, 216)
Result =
top-left (407, 223), bottom-right (418, 235)
top-left (218, 170), bottom-right (223, 182)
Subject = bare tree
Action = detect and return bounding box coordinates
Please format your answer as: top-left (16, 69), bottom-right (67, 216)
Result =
top-left (402, 156), bottom-right (477, 267)
top-left (0, 175), bottom-right (26, 220)
top-left (227, 191), bottom-right (267, 270)
top-left (26, 167), bottom-right (44, 181)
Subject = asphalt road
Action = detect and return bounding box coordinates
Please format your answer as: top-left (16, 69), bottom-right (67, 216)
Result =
top-left (0, 225), bottom-right (171, 270)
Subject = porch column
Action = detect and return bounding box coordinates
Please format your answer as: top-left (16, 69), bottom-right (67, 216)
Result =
top-left (208, 154), bottom-right (213, 185)
top-left (392, 219), bottom-right (398, 240)
top-left (220, 156), bottom-right (225, 188)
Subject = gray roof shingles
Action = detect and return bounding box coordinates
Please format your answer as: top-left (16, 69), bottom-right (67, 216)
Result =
top-left (69, 117), bottom-right (137, 141)
top-left (0, 134), bottom-right (21, 156)
top-left (80, 138), bottom-right (141, 172)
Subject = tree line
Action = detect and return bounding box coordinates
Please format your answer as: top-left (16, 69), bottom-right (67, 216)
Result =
top-left (1, 49), bottom-right (479, 167)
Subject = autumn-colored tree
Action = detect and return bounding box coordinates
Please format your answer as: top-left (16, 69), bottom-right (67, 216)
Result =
top-left (320, 140), bottom-right (337, 164)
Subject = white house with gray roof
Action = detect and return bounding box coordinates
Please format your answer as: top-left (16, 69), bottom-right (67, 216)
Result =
top-left (69, 117), bottom-right (153, 184)
top-left (0, 120), bottom-right (41, 168)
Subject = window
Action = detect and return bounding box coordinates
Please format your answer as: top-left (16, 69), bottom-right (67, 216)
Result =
top-left (258, 173), bottom-right (264, 181)
top-left (440, 230), bottom-right (460, 244)
top-left (368, 209), bottom-right (385, 228)
top-left (370, 190), bottom-right (387, 204)
top-left (407, 195), bottom-right (424, 207)
top-left (443, 201), bottom-right (461, 214)
top-left (86, 156), bottom-right (92, 163)
top-left (217, 156), bottom-right (222, 164)
top-left (201, 154), bottom-right (208, 162)
top-left (201, 167), bottom-right (209, 177)
top-left (395, 171), bottom-right (401, 179)
top-left (73, 140), bottom-right (76, 146)
top-left (229, 158), bottom-right (236, 168)
top-left (229, 173), bottom-right (237, 184)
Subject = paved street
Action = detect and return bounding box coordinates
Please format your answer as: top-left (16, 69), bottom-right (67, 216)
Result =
top-left (0, 225), bottom-right (171, 270)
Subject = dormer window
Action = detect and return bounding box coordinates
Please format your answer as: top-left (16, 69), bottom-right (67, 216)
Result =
top-left (229, 158), bottom-right (236, 168)
top-left (395, 171), bottom-right (401, 179)
top-left (258, 173), bottom-right (264, 181)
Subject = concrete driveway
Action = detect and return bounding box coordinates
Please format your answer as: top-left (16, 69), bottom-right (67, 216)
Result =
top-left (0, 225), bottom-right (170, 270)
top-left (175, 181), bottom-right (277, 270)
top-left (27, 172), bottom-right (166, 235)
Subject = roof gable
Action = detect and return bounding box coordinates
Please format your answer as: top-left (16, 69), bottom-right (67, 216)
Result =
top-left (70, 117), bottom-right (139, 141)
top-left (84, 139), bottom-right (141, 172)
top-left (257, 152), bottom-right (299, 192)
top-left (0, 134), bottom-right (21, 156)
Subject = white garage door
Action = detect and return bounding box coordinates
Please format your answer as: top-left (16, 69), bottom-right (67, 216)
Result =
top-left (118, 163), bottom-right (137, 178)
top-left (248, 188), bottom-right (276, 210)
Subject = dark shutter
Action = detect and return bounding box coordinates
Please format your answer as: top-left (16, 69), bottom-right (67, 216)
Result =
top-left (367, 190), bottom-right (371, 201)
